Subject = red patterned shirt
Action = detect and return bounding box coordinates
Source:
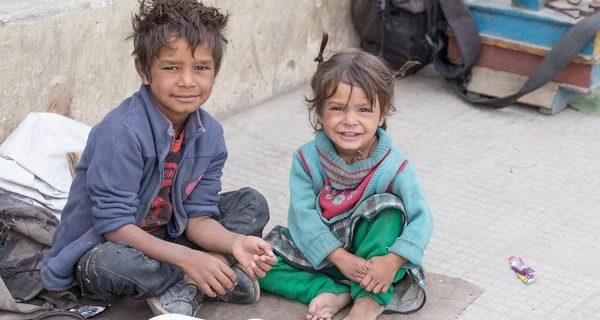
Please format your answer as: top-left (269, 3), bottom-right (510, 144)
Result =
top-left (139, 129), bottom-right (185, 233)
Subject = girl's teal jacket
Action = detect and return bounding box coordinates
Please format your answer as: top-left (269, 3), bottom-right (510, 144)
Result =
top-left (287, 129), bottom-right (434, 269)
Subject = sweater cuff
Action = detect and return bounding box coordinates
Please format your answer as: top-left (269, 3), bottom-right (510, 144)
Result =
top-left (388, 238), bottom-right (424, 269)
top-left (304, 232), bottom-right (343, 269)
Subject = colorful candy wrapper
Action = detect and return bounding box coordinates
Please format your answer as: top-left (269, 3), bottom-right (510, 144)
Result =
top-left (509, 256), bottom-right (536, 284)
top-left (70, 305), bottom-right (108, 318)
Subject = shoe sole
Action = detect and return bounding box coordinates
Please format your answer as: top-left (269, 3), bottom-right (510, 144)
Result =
top-left (250, 276), bottom-right (260, 304)
top-left (234, 264), bottom-right (260, 304)
top-left (147, 297), bottom-right (169, 316)
top-left (251, 273), bottom-right (260, 303)
top-left (146, 297), bottom-right (202, 317)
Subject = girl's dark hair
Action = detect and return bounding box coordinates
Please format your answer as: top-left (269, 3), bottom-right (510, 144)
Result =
top-left (306, 48), bottom-right (396, 131)
top-left (129, 0), bottom-right (229, 81)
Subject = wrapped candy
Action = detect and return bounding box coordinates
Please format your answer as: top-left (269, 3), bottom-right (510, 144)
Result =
top-left (508, 256), bottom-right (536, 284)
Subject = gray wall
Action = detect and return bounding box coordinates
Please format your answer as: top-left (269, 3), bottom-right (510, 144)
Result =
top-left (0, 0), bottom-right (358, 142)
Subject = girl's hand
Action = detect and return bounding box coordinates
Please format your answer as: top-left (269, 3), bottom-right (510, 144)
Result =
top-left (360, 253), bottom-right (406, 294)
top-left (327, 248), bottom-right (370, 282)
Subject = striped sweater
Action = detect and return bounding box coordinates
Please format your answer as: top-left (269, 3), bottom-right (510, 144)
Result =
top-left (287, 128), bottom-right (434, 269)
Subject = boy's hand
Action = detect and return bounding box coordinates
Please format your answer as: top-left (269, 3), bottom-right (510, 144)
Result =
top-left (360, 253), bottom-right (406, 294)
top-left (231, 236), bottom-right (276, 280)
top-left (180, 250), bottom-right (237, 298)
top-left (327, 248), bottom-right (369, 282)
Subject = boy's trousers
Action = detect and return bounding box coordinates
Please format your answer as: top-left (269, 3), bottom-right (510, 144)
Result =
top-left (258, 208), bottom-right (405, 306)
top-left (74, 187), bottom-right (269, 300)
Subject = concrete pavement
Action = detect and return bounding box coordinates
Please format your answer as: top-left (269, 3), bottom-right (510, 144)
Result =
top-left (219, 65), bottom-right (600, 320)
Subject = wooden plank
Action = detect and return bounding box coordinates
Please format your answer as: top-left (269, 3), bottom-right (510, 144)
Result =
top-left (478, 34), bottom-right (597, 64)
top-left (447, 35), bottom-right (593, 89)
top-left (595, 31), bottom-right (600, 59)
top-left (447, 32), bottom-right (597, 64)
top-left (466, 66), bottom-right (559, 109)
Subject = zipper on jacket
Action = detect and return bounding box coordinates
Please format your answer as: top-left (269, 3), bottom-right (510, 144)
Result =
top-left (170, 129), bottom-right (204, 214)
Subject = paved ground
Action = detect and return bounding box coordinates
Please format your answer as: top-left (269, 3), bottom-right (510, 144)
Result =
top-left (218, 65), bottom-right (600, 320)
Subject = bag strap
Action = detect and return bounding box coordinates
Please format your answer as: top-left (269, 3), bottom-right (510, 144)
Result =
top-left (376, 0), bottom-right (387, 57)
top-left (432, 0), bottom-right (481, 79)
top-left (441, 7), bottom-right (600, 108)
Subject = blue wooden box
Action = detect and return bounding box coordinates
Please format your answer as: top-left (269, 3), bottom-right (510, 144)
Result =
top-left (448, 0), bottom-right (600, 114)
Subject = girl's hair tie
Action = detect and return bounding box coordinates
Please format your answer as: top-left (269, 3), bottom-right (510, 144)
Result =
top-left (314, 32), bottom-right (329, 64)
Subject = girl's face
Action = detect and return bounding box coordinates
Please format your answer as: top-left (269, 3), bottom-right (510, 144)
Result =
top-left (321, 82), bottom-right (384, 163)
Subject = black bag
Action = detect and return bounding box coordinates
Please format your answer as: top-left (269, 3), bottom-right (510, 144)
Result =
top-left (351, 0), bottom-right (435, 73)
top-left (351, 0), bottom-right (480, 78)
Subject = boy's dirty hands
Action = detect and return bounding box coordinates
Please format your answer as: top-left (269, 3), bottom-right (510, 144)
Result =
top-left (360, 253), bottom-right (406, 294)
top-left (180, 250), bottom-right (237, 298)
top-left (327, 248), bottom-right (369, 282)
top-left (231, 235), bottom-right (276, 280)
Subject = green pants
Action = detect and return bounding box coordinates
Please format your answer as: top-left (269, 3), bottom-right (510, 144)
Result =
top-left (258, 208), bottom-right (405, 306)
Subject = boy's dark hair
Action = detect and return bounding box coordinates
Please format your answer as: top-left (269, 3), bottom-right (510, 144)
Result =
top-left (306, 48), bottom-right (396, 131)
top-left (130, 0), bottom-right (229, 81)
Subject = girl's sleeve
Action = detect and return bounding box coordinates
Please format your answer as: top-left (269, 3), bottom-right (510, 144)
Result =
top-left (287, 152), bottom-right (342, 269)
top-left (388, 160), bottom-right (434, 269)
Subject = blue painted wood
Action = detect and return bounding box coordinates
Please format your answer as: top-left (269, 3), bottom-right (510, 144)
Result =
top-left (591, 65), bottom-right (600, 89)
top-left (466, 0), bottom-right (596, 57)
top-left (511, 0), bottom-right (544, 11)
top-left (463, 0), bottom-right (599, 113)
top-left (541, 87), bottom-right (581, 114)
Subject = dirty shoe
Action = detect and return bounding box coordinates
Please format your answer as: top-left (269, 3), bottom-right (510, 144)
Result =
top-left (217, 264), bottom-right (260, 304)
top-left (147, 282), bottom-right (204, 316)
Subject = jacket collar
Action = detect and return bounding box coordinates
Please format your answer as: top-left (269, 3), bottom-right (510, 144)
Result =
top-left (138, 85), bottom-right (206, 151)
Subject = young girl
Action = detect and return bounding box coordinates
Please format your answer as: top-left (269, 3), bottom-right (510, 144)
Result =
top-left (258, 46), bottom-right (434, 320)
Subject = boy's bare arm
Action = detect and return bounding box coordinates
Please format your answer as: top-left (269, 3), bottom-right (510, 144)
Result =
top-left (185, 216), bottom-right (243, 254)
top-left (105, 224), bottom-right (237, 298)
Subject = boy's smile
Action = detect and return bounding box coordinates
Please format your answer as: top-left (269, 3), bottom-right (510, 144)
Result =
top-left (136, 37), bottom-right (215, 132)
top-left (322, 82), bottom-right (384, 163)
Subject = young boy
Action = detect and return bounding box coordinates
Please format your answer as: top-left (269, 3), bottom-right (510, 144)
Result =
top-left (41, 0), bottom-right (276, 317)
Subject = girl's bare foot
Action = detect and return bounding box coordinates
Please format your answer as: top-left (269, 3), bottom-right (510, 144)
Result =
top-left (342, 296), bottom-right (384, 320)
top-left (306, 292), bottom-right (351, 320)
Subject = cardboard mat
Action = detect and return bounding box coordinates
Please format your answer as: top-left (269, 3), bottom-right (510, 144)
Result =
top-left (86, 272), bottom-right (482, 320)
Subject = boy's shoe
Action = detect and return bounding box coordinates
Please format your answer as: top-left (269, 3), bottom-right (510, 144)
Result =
top-left (147, 282), bottom-right (204, 316)
top-left (216, 264), bottom-right (260, 304)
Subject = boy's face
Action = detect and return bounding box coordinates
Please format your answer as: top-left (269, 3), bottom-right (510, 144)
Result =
top-left (136, 37), bottom-right (215, 129)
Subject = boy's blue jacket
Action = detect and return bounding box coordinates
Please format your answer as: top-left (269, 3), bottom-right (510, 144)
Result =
top-left (42, 85), bottom-right (227, 291)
